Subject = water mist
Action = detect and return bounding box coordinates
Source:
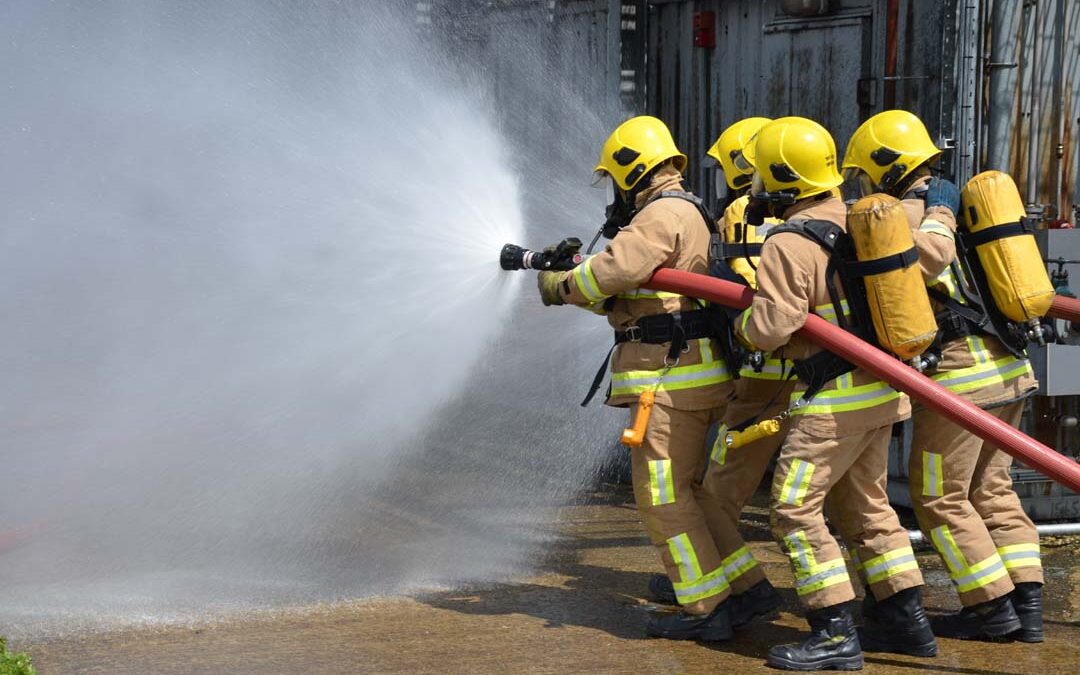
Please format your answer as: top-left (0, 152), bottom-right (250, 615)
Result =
top-left (0, 0), bottom-right (629, 636)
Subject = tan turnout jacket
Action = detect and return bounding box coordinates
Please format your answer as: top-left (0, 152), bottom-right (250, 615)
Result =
top-left (558, 165), bottom-right (733, 410)
top-left (735, 196), bottom-right (910, 437)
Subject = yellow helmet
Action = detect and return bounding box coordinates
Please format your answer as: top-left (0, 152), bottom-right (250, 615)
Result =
top-left (707, 117), bottom-right (772, 190)
top-left (749, 117), bottom-right (843, 200)
top-left (842, 110), bottom-right (942, 193)
top-left (594, 116), bottom-right (687, 192)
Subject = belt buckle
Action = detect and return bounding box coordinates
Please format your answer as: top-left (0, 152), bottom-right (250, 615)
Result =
top-left (625, 325), bottom-right (643, 343)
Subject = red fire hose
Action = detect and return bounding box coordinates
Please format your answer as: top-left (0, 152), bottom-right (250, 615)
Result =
top-left (1049, 294), bottom-right (1080, 324)
top-left (644, 269), bottom-right (1080, 494)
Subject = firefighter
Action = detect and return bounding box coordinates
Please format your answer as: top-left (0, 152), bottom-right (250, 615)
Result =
top-left (843, 109), bottom-right (1043, 642)
top-left (537, 116), bottom-right (737, 641)
top-left (735, 117), bottom-right (933, 671)
top-left (648, 117), bottom-right (788, 630)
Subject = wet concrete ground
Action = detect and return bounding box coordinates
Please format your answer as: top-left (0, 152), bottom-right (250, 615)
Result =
top-left (16, 484), bottom-right (1080, 674)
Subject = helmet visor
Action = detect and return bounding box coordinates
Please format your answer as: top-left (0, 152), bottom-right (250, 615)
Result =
top-left (591, 170), bottom-right (612, 189)
top-left (714, 169), bottom-right (728, 198)
top-left (750, 172), bottom-right (766, 199)
top-left (732, 149), bottom-right (754, 173)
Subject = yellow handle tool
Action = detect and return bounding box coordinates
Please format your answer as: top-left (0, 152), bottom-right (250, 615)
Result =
top-left (724, 418), bottom-right (782, 451)
top-left (622, 389), bottom-right (656, 447)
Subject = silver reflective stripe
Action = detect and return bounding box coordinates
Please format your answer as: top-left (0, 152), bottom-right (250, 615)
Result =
top-left (723, 549), bottom-right (754, 577)
top-left (935, 359), bottom-right (1029, 387)
top-left (932, 526), bottom-right (964, 573)
top-left (806, 385), bottom-right (896, 406)
top-left (1001, 550), bottom-right (1040, 564)
top-left (672, 535), bottom-right (698, 581)
top-left (656, 461), bottom-right (672, 504)
top-left (614, 366), bottom-right (729, 389)
top-left (795, 565), bottom-right (848, 590)
top-left (863, 553), bottom-right (917, 579)
top-left (786, 533), bottom-right (811, 571)
top-left (954, 558), bottom-right (1006, 587)
top-left (678, 571), bottom-right (728, 598)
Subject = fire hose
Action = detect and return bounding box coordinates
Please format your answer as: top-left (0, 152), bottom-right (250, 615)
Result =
top-left (643, 269), bottom-right (1080, 494)
top-left (1049, 294), bottom-right (1080, 324)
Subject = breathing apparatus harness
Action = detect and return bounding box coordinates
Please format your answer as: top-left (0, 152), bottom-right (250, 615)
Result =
top-left (581, 185), bottom-right (739, 414)
top-left (905, 181), bottom-right (1050, 361)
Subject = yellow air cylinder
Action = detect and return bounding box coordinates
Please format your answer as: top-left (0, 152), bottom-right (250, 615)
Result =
top-left (847, 194), bottom-right (938, 360)
top-left (722, 196), bottom-right (768, 288)
top-left (960, 170), bottom-right (1054, 322)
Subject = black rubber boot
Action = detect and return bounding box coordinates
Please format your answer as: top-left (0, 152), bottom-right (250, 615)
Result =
top-left (930, 595), bottom-right (1021, 640)
top-left (648, 573), bottom-right (678, 605)
top-left (1009, 582), bottom-right (1044, 643)
top-left (646, 599), bottom-right (733, 641)
top-left (731, 579), bottom-right (783, 630)
top-left (766, 603), bottom-right (864, 671)
top-left (858, 587), bottom-right (938, 657)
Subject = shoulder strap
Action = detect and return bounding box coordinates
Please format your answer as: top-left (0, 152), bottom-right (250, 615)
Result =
top-left (764, 218), bottom-right (843, 254)
top-left (644, 190), bottom-right (718, 235)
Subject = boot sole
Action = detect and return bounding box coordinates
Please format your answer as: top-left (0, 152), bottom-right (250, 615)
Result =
top-left (645, 626), bottom-right (732, 642)
top-left (931, 615), bottom-right (1022, 641)
top-left (766, 653), bottom-right (864, 671)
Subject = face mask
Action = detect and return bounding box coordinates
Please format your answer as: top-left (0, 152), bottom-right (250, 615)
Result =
top-left (602, 187), bottom-right (633, 239)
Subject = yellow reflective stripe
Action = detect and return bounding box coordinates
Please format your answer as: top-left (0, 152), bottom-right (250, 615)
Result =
top-left (667, 533), bottom-right (703, 582)
top-left (861, 546), bottom-right (919, 584)
top-left (932, 268), bottom-right (962, 300)
top-left (648, 459), bottom-right (675, 506)
top-left (610, 359), bottom-right (732, 396)
top-left (739, 356), bottom-right (788, 380)
top-left (931, 356), bottom-right (1032, 395)
top-left (793, 558), bottom-right (849, 596)
top-left (922, 452), bottom-right (943, 497)
top-left (966, 335), bottom-right (992, 365)
top-left (722, 545), bottom-right (758, 582)
top-left (616, 289), bottom-right (684, 300)
top-left (931, 525), bottom-right (968, 576)
top-left (814, 299), bottom-right (850, 325)
top-left (790, 380), bottom-right (901, 415)
top-left (919, 219), bottom-right (955, 239)
top-left (739, 308), bottom-right (752, 334)
top-left (671, 563), bottom-right (730, 604)
top-left (784, 530), bottom-right (817, 573)
top-left (700, 337), bottom-right (714, 364)
top-left (710, 424), bottom-right (729, 464)
top-left (998, 543), bottom-right (1042, 570)
top-left (953, 552), bottom-right (1010, 593)
top-left (779, 459), bottom-right (815, 506)
top-left (572, 257), bottom-right (608, 303)
top-left (836, 372), bottom-right (854, 390)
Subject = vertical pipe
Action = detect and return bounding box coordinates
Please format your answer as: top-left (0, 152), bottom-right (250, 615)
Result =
top-left (884, 0), bottom-right (900, 109)
top-left (1027, 0), bottom-right (1041, 205)
top-left (1051, 0), bottom-right (1066, 218)
top-left (956, 0), bottom-right (981, 183)
top-left (987, 0), bottom-right (1019, 171)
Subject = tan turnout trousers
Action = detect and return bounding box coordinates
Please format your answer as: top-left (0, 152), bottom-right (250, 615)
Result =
top-left (557, 165), bottom-right (735, 615)
top-left (901, 179), bottom-right (1042, 607)
top-left (909, 402), bottom-right (1043, 606)
top-left (701, 376), bottom-right (795, 594)
top-left (631, 402), bottom-right (732, 614)
top-left (736, 196), bottom-right (922, 611)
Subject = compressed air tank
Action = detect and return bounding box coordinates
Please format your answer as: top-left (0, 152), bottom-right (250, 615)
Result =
top-left (960, 170), bottom-right (1055, 323)
top-left (847, 194), bottom-right (938, 360)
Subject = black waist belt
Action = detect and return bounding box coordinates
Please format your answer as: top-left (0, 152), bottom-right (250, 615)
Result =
top-left (614, 310), bottom-right (714, 344)
top-left (582, 310), bottom-right (717, 408)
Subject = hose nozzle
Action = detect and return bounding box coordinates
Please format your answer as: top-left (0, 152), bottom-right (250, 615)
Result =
top-left (500, 238), bottom-right (583, 272)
